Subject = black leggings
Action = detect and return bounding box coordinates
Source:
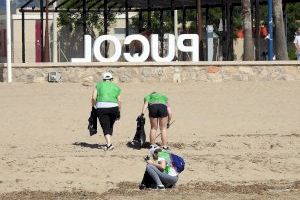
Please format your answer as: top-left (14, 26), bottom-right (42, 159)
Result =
top-left (97, 107), bottom-right (119, 135)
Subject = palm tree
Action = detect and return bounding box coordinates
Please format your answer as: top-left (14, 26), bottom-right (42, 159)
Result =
top-left (273, 0), bottom-right (289, 60)
top-left (242, 0), bottom-right (255, 60)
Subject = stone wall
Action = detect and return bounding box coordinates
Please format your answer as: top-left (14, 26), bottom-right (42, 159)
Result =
top-left (1, 61), bottom-right (300, 83)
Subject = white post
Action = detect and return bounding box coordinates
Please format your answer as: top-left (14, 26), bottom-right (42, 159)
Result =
top-left (206, 25), bottom-right (214, 61)
top-left (53, 2), bottom-right (58, 62)
top-left (174, 10), bottom-right (178, 59)
top-left (6, 0), bottom-right (12, 82)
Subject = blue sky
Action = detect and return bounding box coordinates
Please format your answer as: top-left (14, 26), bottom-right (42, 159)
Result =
top-left (0, 0), bottom-right (39, 12)
top-left (0, 1), bottom-right (5, 10)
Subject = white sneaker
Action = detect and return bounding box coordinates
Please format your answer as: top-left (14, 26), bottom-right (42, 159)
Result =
top-left (104, 144), bottom-right (114, 151)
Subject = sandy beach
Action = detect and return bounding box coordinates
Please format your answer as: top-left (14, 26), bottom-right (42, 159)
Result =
top-left (0, 81), bottom-right (299, 199)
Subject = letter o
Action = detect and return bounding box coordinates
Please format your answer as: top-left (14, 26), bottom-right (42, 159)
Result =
top-left (93, 35), bottom-right (122, 62)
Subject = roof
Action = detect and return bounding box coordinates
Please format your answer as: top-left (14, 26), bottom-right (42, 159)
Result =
top-left (20, 0), bottom-right (300, 12)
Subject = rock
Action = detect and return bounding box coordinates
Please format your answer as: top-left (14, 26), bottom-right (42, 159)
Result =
top-left (239, 67), bottom-right (254, 75)
top-left (207, 72), bottom-right (223, 82)
top-left (82, 81), bottom-right (93, 87)
top-left (141, 67), bottom-right (152, 77)
top-left (26, 75), bottom-right (34, 83)
top-left (207, 66), bottom-right (220, 73)
top-left (34, 76), bottom-right (46, 83)
top-left (282, 74), bottom-right (295, 81)
top-left (119, 74), bottom-right (131, 82)
top-left (173, 73), bottom-right (181, 83)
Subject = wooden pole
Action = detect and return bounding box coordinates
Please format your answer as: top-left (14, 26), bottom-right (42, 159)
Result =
top-left (44, 0), bottom-right (50, 62)
top-left (21, 10), bottom-right (25, 63)
top-left (147, 0), bottom-right (151, 29)
top-left (160, 9), bottom-right (164, 57)
top-left (255, 0), bottom-right (260, 60)
top-left (196, 0), bottom-right (204, 60)
top-left (40, 0), bottom-right (44, 62)
top-left (104, 0), bottom-right (108, 58)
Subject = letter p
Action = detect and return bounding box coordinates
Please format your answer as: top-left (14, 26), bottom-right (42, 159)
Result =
top-left (177, 34), bottom-right (199, 62)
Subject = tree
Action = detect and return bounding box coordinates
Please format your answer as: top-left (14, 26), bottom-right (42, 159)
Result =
top-left (57, 0), bottom-right (116, 60)
top-left (286, 3), bottom-right (300, 59)
top-left (242, 0), bottom-right (255, 60)
top-left (273, 0), bottom-right (288, 60)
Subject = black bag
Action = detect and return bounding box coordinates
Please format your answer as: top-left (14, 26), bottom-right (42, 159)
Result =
top-left (88, 107), bottom-right (97, 136)
top-left (132, 115), bottom-right (146, 148)
top-left (140, 171), bottom-right (156, 189)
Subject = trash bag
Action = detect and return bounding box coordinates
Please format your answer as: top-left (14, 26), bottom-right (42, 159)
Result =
top-left (132, 115), bottom-right (146, 148)
top-left (88, 107), bottom-right (97, 136)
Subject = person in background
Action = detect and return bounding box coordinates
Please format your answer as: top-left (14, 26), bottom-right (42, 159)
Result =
top-left (92, 72), bottom-right (121, 151)
top-left (294, 27), bottom-right (300, 60)
top-left (141, 92), bottom-right (172, 150)
top-left (139, 145), bottom-right (179, 190)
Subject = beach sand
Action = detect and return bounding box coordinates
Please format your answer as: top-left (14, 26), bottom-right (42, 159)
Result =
top-left (0, 81), bottom-right (299, 199)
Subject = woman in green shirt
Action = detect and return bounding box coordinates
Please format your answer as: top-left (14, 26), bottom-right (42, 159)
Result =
top-left (92, 72), bottom-right (121, 151)
top-left (141, 92), bottom-right (172, 149)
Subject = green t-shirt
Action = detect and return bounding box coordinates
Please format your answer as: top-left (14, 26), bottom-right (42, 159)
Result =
top-left (144, 93), bottom-right (168, 104)
top-left (158, 151), bottom-right (171, 174)
top-left (96, 81), bottom-right (121, 103)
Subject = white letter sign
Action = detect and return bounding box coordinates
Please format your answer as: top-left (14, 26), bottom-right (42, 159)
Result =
top-left (123, 34), bottom-right (150, 62)
top-left (93, 35), bottom-right (122, 62)
top-left (71, 35), bottom-right (92, 62)
top-left (71, 34), bottom-right (200, 63)
top-left (177, 34), bottom-right (199, 62)
top-left (151, 34), bottom-right (175, 62)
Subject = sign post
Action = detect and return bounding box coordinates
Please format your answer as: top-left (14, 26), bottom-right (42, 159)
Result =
top-left (6, 0), bottom-right (12, 82)
top-left (267, 0), bottom-right (273, 60)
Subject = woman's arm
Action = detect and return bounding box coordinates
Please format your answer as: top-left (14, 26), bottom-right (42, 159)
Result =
top-left (91, 89), bottom-right (97, 106)
top-left (141, 100), bottom-right (148, 115)
top-left (167, 104), bottom-right (172, 123)
top-left (147, 159), bottom-right (166, 171)
top-left (117, 95), bottom-right (121, 112)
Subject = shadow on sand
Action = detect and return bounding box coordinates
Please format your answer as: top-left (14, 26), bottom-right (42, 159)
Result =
top-left (72, 142), bottom-right (106, 149)
top-left (126, 141), bottom-right (151, 150)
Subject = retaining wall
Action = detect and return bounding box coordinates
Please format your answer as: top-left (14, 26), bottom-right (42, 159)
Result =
top-left (0, 61), bottom-right (300, 83)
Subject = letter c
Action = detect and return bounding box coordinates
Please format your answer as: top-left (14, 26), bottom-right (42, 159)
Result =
top-left (123, 34), bottom-right (150, 62)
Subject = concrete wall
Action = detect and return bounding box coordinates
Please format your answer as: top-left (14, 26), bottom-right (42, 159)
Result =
top-left (1, 61), bottom-right (300, 83)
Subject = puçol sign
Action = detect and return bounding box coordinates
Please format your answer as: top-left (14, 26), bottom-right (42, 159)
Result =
top-left (71, 34), bottom-right (199, 62)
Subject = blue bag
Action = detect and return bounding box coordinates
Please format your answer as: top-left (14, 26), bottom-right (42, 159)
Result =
top-left (171, 153), bottom-right (185, 173)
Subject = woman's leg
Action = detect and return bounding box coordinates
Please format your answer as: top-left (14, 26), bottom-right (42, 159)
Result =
top-left (98, 108), bottom-right (116, 149)
top-left (100, 115), bottom-right (113, 148)
top-left (146, 164), bottom-right (178, 187)
top-left (105, 107), bottom-right (118, 149)
top-left (149, 117), bottom-right (158, 144)
top-left (159, 117), bottom-right (168, 147)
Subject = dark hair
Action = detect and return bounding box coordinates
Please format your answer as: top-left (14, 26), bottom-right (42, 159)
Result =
top-left (154, 148), bottom-right (162, 154)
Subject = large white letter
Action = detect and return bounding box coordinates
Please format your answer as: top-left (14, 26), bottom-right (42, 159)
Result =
top-left (93, 35), bottom-right (122, 62)
top-left (123, 34), bottom-right (150, 62)
top-left (177, 34), bottom-right (199, 62)
top-left (151, 34), bottom-right (175, 62)
top-left (71, 35), bottom-right (92, 62)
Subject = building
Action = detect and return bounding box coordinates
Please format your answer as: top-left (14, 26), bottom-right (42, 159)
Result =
top-left (12, 10), bottom-right (137, 63)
